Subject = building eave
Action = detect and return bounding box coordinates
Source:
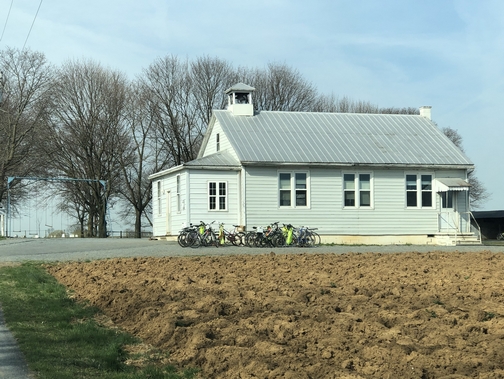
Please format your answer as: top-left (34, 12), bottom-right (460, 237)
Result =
top-left (148, 165), bottom-right (185, 180)
top-left (240, 161), bottom-right (474, 170)
top-left (185, 165), bottom-right (242, 171)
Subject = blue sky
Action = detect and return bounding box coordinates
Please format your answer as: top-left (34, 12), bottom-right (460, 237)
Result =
top-left (1, 0), bottom-right (502, 211)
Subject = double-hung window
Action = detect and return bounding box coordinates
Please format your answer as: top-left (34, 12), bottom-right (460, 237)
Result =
top-left (343, 173), bottom-right (372, 208)
top-left (209, 181), bottom-right (227, 211)
top-left (279, 172), bottom-right (309, 208)
top-left (406, 174), bottom-right (433, 208)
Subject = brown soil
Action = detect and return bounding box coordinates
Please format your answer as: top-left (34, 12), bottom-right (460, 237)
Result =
top-left (47, 251), bottom-right (504, 379)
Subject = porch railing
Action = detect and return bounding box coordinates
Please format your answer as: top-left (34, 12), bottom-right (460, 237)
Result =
top-left (438, 211), bottom-right (481, 244)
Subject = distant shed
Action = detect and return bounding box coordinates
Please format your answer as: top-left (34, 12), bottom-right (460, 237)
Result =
top-left (472, 210), bottom-right (504, 240)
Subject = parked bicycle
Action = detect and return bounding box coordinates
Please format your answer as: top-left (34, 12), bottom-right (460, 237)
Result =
top-left (177, 223), bottom-right (201, 248)
top-left (218, 223), bottom-right (246, 246)
top-left (177, 221), bottom-right (219, 248)
top-left (179, 220), bottom-right (321, 248)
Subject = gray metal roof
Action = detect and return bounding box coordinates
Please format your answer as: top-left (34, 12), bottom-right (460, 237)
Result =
top-left (212, 110), bottom-right (473, 167)
top-left (436, 178), bottom-right (471, 191)
top-left (148, 151), bottom-right (240, 180)
top-left (184, 150), bottom-right (240, 168)
top-left (225, 83), bottom-right (256, 94)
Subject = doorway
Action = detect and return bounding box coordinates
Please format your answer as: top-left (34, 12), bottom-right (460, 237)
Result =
top-left (439, 191), bottom-right (458, 232)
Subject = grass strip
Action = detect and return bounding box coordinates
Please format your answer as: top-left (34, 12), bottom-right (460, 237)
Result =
top-left (0, 262), bottom-right (199, 379)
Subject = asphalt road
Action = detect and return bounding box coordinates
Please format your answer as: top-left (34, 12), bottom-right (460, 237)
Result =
top-left (0, 237), bottom-right (503, 378)
top-left (1, 237), bottom-right (504, 263)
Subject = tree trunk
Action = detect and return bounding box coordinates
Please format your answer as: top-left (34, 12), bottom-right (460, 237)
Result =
top-left (135, 208), bottom-right (142, 238)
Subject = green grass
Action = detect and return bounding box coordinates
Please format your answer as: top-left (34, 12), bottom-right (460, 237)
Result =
top-left (0, 263), bottom-right (199, 379)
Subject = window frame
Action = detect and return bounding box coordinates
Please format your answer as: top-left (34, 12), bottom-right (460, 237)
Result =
top-left (278, 171), bottom-right (310, 208)
top-left (157, 181), bottom-right (162, 216)
top-left (440, 191), bottom-right (454, 209)
top-left (216, 133), bottom-right (220, 152)
top-left (208, 181), bottom-right (228, 211)
top-left (176, 175), bottom-right (181, 213)
top-left (405, 173), bottom-right (434, 209)
top-left (342, 171), bottom-right (373, 209)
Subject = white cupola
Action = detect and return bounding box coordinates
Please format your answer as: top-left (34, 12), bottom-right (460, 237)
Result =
top-left (225, 83), bottom-right (255, 116)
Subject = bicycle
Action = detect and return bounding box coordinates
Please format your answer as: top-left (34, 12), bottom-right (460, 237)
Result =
top-left (219, 223), bottom-right (245, 246)
top-left (177, 223), bottom-right (201, 248)
top-left (198, 221), bottom-right (219, 247)
top-left (177, 221), bottom-right (219, 248)
top-left (245, 222), bottom-right (284, 247)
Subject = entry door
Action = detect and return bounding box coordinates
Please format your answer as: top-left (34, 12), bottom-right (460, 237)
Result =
top-left (439, 191), bottom-right (458, 231)
top-left (166, 191), bottom-right (171, 235)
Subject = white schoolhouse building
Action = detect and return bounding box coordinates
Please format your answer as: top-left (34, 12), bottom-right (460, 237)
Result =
top-left (149, 83), bottom-right (479, 245)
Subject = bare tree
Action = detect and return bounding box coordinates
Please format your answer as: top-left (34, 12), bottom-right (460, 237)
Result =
top-left (190, 56), bottom-right (237, 126)
top-left (0, 48), bottom-right (53, 211)
top-left (243, 63), bottom-right (318, 112)
top-left (141, 56), bottom-right (204, 167)
top-left (116, 81), bottom-right (161, 237)
top-left (442, 126), bottom-right (490, 209)
top-left (47, 59), bottom-right (130, 237)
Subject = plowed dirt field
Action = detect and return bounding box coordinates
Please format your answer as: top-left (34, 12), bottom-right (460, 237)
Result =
top-left (47, 251), bottom-right (504, 379)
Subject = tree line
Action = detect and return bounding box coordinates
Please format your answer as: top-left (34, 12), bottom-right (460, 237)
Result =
top-left (0, 48), bottom-right (488, 238)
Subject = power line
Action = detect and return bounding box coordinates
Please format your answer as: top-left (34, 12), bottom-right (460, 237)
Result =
top-left (22, 0), bottom-right (43, 51)
top-left (0, 0), bottom-right (14, 43)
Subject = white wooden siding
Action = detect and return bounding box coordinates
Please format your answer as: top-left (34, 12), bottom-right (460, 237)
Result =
top-left (152, 178), bottom-right (168, 236)
top-left (182, 170), bottom-right (240, 233)
top-left (244, 167), bottom-right (468, 235)
top-left (153, 169), bottom-right (241, 236)
top-left (201, 120), bottom-right (239, 160)
top-left (152, 173), bottom-right (185, 236)
top-left (154, 165), bottom-right (470, 237)
top-left (169, 171), bottom-right (189, 234)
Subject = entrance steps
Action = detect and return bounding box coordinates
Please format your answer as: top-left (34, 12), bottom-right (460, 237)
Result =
top-left (434, 233), bottom-right (481, 246)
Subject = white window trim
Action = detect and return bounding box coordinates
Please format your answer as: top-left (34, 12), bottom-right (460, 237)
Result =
top-left (278, 171), bottom-right (310, 209)
top-left (405, 172), bottom-right (434, 209)
top-left (208, 181), bottom-right (228, 211)
top-left (342, 171), bottom-right (374, 209)
top-left (157, 181), bottom-right (162, 216)
top-left (176, 175), bottom-right (181, 213)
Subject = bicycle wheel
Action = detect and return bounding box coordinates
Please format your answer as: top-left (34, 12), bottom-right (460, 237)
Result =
top-left (244, 232), bottom-right (256, 247)
top-left (237, 232), bottom-right (246, 246)
top-left (311, 231), bottom-right (321, 246)
top-left (272, 233), bottom-right (286, 247)
top-left (230, 232), bottom-right (242, 246)
top-left (203, 231), bottom-right (218, 247)
top-left (177, 232), bottom-right (187, 247)
top-left (297, 230), bottom-right (315, 247)
top-left (188, 231), bottom-right (201, 248)
top-left (254, 234), bottom-right (265, 247)
top-left (304, 232), bottom-right (316, 247)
